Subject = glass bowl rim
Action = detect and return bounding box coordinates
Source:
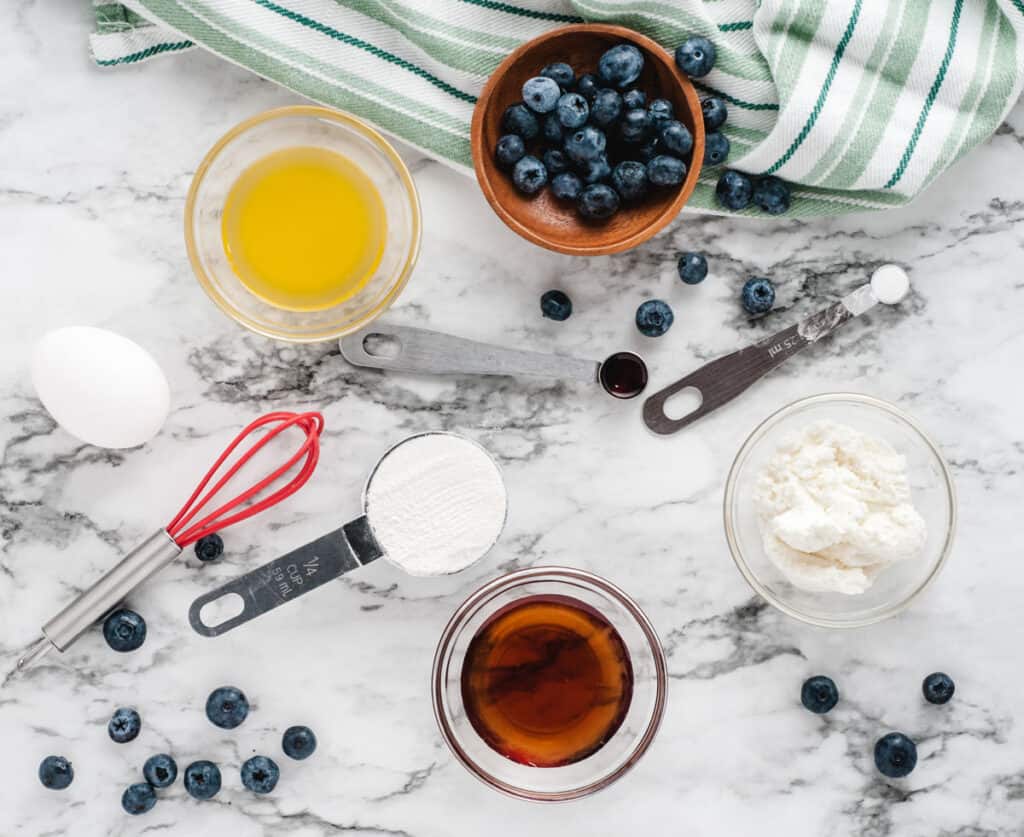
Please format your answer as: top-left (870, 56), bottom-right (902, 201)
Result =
top-left (722, 392), bottom-right (958, 629)
top-left (183, 105), bottom-right (422, 343)
top-left (431, 565), bottom-right (668, 802)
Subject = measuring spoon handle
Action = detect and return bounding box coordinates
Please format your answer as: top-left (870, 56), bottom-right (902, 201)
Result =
top-left (340, 324), bottom-right (599, 383)
top-left (188, 516), bottom-right (383, 637)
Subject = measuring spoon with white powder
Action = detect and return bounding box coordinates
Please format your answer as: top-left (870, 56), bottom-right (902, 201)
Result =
top-left (643, 265), bottom-right (912, 435)
top-left (188, 432), bottom-right (507, 637)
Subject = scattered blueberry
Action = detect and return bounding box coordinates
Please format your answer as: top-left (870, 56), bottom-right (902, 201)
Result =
top-left (704, 132), bottom-right (731, 166)
top-left (540, 61), bottom-right (574, 89)
top-left (241, 756), bottom-right (280, 795)
top-left (611, 160), bottom-right (648, 201)
top-left (183, 760), bottom-right (221, 800)
top-left (194, 533), bottom-right (224, 562)
top-left (635, 300), bottom-right (674, 337)
top-left (282, 725), bottom-right (318, 760)
top-left (622, 88), bottom-right (646, 109)
top-left (741, 277), bottom-right (775, 315)
top-left (122, 782), bottom-right (157, 815)
top-left (647, 98), bottom-right (674, 127)
top-left (701, 96), bottom-right (728, 130)
top-left (495, 134), bottom-right (525, 170)
top-left (541, 113), bottom-right (564, 144)
top-left (677, 252), bottom-right (708, 285)
top-left (103, 608), bottom-right (147, 653)
top-left (589, 88), bottom-right (623, 127)
top-left (576, 72), bottom-right (599, 100)
top-left (564, 125), bottom-right (607, 164)
top-left (646, 155), bottom-right (687, 187)
top-left (577, 183), bottom-right (620, 220)
top-left (659, 120), bottom-right (693, 156)
top-left (551, 171), bottom-right (583, 201)
top-left (108, 708), bottom-right (142, 744)
top-left (205, 686), bottom-right (250, 730)
top-left (540, 290), bottom-right (572, 321)
top-left (512, 155), bottom-right (548, 195)
top-left (38, 756), bottom-right (74, 790)
top-left (620, 108), bottom-right (652, 143)
top-left (598, 44), bottom-right (644, 89)
top-left (716, 170), bottom-right (754, 210)
top-left (800, 676), bottom-right (839, 714)
top-left (579, 154), bottom-right (612, 184)
top-left (922, 672), bottom-right (955, 705)
top-left (542, 148), bottom-right (569, 174)
top-left (675, 36), bottom-right (716, 78)
top-left (500, 103), bottom-right (539, 140)
top-left (522, 76), bottom-right (561, 113)
top-left (556, 92), bottom-right (589, 128)
top-left (143, 753), bottom-right (178, 789)
top-left (874, 733), bottom-right (918, 779)
top-left (752, 176), bottom-right (791, 215)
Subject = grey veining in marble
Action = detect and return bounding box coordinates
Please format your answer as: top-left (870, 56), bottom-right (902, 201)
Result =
top-left (2, 3), bottom-right (1024, 836)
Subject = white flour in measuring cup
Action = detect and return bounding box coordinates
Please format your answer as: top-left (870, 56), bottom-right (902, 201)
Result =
top-left (364, 433), bottom-right (508, 576)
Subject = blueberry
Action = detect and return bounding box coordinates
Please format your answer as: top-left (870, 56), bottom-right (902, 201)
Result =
top-left (874, 733), bottom-right (918, 779)
top-left (677, 252), bottom-right (708, 285)
top-left (122, 782), bottom-right (157, 815)
top-left (716, 170), bottom-right (753, 210)
top-left (522, 76), bottom-right (561, 113)
top-left (620, 108), bottom-right (652, 143)
top-left (108, 707), bottom-right (141, 743)
top-left (646, 155), bottom-right (687, 187)
top-left (636, 138), bottom-right (661, 163)
top-left (741, 277), bottom-right (775, 314)
top-left (555, 93), bottom-right (588, 129)
top-left (701, 96), bottom-right (728, 130)
top-left (501, 103), bottom-right (539, 140)
top-left (541, 289), bottom-right (572, 321)
top-left (102, 608), bottom-right (146, 653)
top-left (540, 61), bottom-right (574, 89)
top-left (704, 132), bottom-right (731, 166)
top-left (800, 675), bottom-right (839, 714)
top-left (922, 672), bottom-right (955, 705)
top-left (598, 44), bottom-right (644, 89)
top-left (205, 685), bottom-right (249, 729)
top-left (636, 300), bottom-right (674, 337)
top-left (622, 88), bottom-right (646, 109)
top-left (753, 176), bottom-right (791, 215)
top-left (241, 756), bottom-right (280, 795)
top-left (550, 171), bottom-right (583, 201)
top-left (675, 36), bottom-right (716, 78)
top-left (564, 125), bottom-right (606, 164)
top-left (589, 88), bottom-right (623, 127)
top-left (512, 155), bottom-right (548, 195)
top-left (541, 113), bottom-right (564, 144)
top-left (194, 533), bottom-right (224, 562)
top-left (660, 120), bottom-right (693, 157)
top-left (143, 753), bottom-right (178, 789)
top-left (38, 756), bottom-right (73, 790)
top-left (282, 725), bottom-right (318, 760)
top-left (579, 154), bottom-right (612, 184)
top-left (577, 183), bottom-right (620, 220)
top-left (183, 760), bottom-right (221, 800)
top-left (576, 73), bottom-right (599, 101)
top-left (542, 148), bottom-right (569, 175)
top-left (647, 98), bottom-right (674, 127)
top-left (495, 134), bottom-right (525, 170)
top-left (611, 160), bottom-right (648, 201)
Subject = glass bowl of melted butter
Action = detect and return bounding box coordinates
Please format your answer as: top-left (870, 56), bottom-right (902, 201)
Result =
top-left (186, 106), bottom-right (421, 342)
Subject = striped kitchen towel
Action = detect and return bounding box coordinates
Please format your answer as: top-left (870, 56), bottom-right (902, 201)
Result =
top-left (91, 0), bottom-right (1024, 216)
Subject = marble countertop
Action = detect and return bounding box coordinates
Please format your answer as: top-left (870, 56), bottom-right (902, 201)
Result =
top-left (3, 5), bottom-right (1024, 836)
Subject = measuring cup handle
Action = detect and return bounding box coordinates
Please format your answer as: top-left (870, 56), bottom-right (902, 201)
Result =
top-left (188, 517), bottom-right (382, 637)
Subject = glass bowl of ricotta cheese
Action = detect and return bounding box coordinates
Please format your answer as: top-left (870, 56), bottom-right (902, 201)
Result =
top-left (724, 393), bottom-right (956, 628)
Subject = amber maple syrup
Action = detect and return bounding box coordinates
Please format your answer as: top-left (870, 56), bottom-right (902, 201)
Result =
top-left (461, 595), bottom-right (633, 767)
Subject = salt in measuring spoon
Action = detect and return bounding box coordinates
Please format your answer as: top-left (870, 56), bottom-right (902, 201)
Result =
top-left (189, 432), bottom-right (508, 637)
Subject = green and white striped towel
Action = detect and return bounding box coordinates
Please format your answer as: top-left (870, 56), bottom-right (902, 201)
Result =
top-left (91, 0), bottom-right (1024, 216)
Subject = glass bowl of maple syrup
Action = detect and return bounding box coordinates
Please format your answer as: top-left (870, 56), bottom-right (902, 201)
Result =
top-left (432, 567), bottom-right (667, 801)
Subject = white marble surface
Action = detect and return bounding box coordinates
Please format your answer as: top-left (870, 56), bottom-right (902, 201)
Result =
top-left (3, 4), bottom-right (1024, 836)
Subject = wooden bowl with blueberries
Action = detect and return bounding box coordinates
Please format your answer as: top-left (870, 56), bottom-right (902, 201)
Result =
top-left (471, 24), bottom-right (707, 256)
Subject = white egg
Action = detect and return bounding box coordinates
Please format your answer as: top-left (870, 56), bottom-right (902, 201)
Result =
top-left (31, 326), bottom-right (171, 449)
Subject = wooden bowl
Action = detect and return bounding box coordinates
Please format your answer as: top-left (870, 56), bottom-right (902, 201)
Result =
top-left (471, 24), bottom-right (704, 257)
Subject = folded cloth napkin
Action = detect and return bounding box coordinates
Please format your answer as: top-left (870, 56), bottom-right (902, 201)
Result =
top-left (91, 0), bottom-right (1024, 216)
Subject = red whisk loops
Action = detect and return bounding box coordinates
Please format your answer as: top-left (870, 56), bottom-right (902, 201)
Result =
top-left (166, 411), bottom-right (324, 548)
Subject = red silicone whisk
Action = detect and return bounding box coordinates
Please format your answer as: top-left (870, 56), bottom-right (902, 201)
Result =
top-left (15, 411), bottom-right (325, 672)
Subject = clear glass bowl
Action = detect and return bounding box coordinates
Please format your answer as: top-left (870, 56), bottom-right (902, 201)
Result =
top-left (724, 393), bottom-right (957, 628)
top-left (185, 106), bottom-right (421, 342)
top-left (432, 567), bottom-right (667, 801)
